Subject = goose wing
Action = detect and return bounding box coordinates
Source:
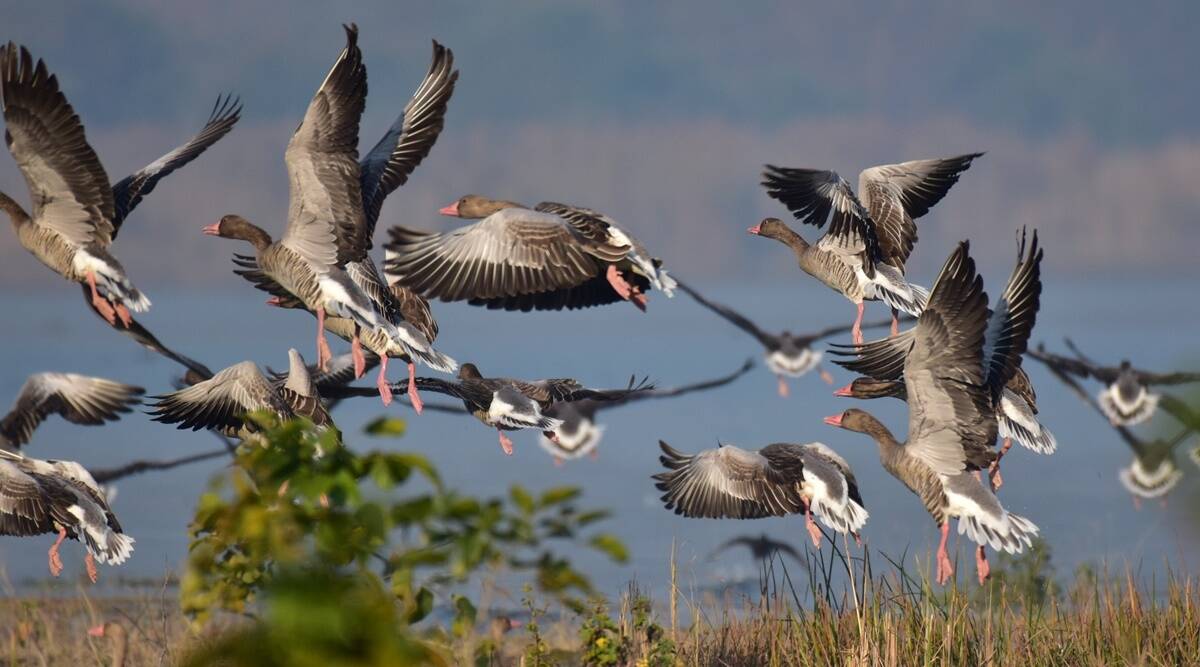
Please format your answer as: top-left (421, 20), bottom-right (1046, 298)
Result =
top-left (0, 43), bottom-right (115, 246)
top-left (675, 279), bottom-right (777, 348)
top-left (653, 441), bottom-right (804, 519)
top-left (1, 373), bottom-right (144, 449)
top-left (150, 361), bottom-right (286, 432)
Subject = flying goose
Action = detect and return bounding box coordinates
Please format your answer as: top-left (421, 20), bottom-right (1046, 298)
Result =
top-left (205, 26), bottom-right (440, 403)
top-left (150, 349), bottom-right (336, 441)
top-left (755, 154), bottom-right (981, 342)
top-left (1, 373), bottom-right (143, 452)
top-left (231, 39), bottom-right (459, 408)
top-left (0, 43), bottom-right (239, 327)
top-left (325, 363), bottom-right (652, 454)
top-left (1028, 341), bottom-right (1200, 427)
top-left (652, 440), bottom-right (867, 548)
top-left (825, 236), bottom-right (1044, 586)
top-left (0, 448), bottom-right (134, 582)
top-left (676, 278), bottom-right (899, 397)
top-left (384, 196), bottom-right (676, 312)
top-left (537, 359), bottom-right (753, 464)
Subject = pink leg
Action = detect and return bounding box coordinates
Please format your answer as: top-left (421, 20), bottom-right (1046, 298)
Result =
top-left (852, 302), bottom-right (865, 345)
top-left (803, 500), bottom-right (822, 548)
top-left (777, 376), bottom-right (790, 398)
top-left (405, 360), bottom-right (423, 415)
top-left (1132, 495), bottom-right (1142, 511)
top-left (818, 367), bottom-right (834, 385)
top-left (47, 527), bottom-right (67, 577)
top-left (989, 438), bottom-right (1012, 491)
top-left (975, 546), bottom-right (990, 585)
top-left (375, 355), bottom-right (393, 407)
top-left (266, 296), bottom-right (283, 307)
top-left (85, 552), bottom-right (99, 583)
top-left (605, 265), bottom-right (634, 300)
top-left (114, 303), bottom-right (133, 328)
top-left (936, 522), bottom-right (954, 585)
top-left (553, 456), bottom-right (565, 468)
top-left (890, 309), bottom-right (900, 336)
top-left (853, 533), bottom-right (863, 547)
top-left (589, 448), bottom-right (599, 461)
top-left (497, 430), bottom-right (514, 456)
top-left (351, 332), bottom-right (366, 379)
top-left (86, 272), bottom-right (117, 325)
top-left (630, 291), bottom-right (649, 312)
top-left (315, 308), bottom-right (333, 371)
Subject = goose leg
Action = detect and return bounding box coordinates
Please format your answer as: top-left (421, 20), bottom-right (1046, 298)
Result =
top-left (266, 296), bottom-right (283, 306)
top-left (890, 308), bottom-right (900, 336)
top-left (47, 527), bottom-right (67, 577)
top-left (989, 438), bottom-right (1013, 491)
top-left (374, 355), bottom-right (393, 405)
top-left (818, 367), bottom-right (835, 385)
top-left (86, 272), bottom-right (117, 325)
top-left (1132, 495), bottom-right (1142, 511)
top-left (589, 448), bottom-right (600, 461)
top-left (803, 500), bottom-right (822, 548)
top-left (777, 375), bottom-right (790, 398)
top-left (605, 265), bottom-right (634, 300)
top-left (553, 456), bottom-right (564, 467)
top-left (404, 360), bottom-right (423, 415)
top-left (85, 552), bottom-right (99, 583)
top-left (315, 307), bottom-right (333, 372)
top-left (975, 546), bottom-right (990, 584)
top-left (351, 328), bottom-right (366, 380)
top-left (936, 522), bottom-right (953, 585)
top-left (114, 303), bottom-right (133, 328)
top-left (497, 430), bottom-right (514, 456)
top-left (852, 302), bottom-right (865, 345)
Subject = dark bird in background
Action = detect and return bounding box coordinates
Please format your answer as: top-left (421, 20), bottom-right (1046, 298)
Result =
top-left (676, 278), bottom-right (900, 397)
top-left (711, 533), bottom-right (808, 569)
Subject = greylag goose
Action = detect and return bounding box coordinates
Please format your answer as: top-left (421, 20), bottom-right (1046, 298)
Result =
top-left (1, 373), bottom-right (143, 451)
top-left (231, 39), bottom-right (459, 409)
top-left (1036, 349), bottom-right (1198, 506)
top-left (150, 349), bottom-right (336, 441)
top-left (538, 358), bottom-right (753, 465)
top-left (324, 363), bottom-right (652, 455)
top-left (760, 154), bottom-right (981, 338)
top-left (384, 196), bottom-right (676, 312)
top-left (0, 44), bottom-right (239, 327)
top-left (0, 448), bottom-right (134, 582)
top-left (676, 278), bottom-right (900, 397)
top-left (87, 622), bottom-right (128, 667)
top-left (205, 26), bottom-right (439, 403)
top-left (825, 236), bottom-right (1043, 586)
top-left (1028, 341), bottom-right (1200, 427)
top-left (652, 440), bottom-right (867, 548)
top-left (711, 533), bottom-right (806, 567)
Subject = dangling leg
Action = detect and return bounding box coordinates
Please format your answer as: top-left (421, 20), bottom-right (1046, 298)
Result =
top-left (589, 448), bottom-right (600, 461)
top-left (374, 354), bottom-right (393, 407)
top-left (497, 429), bottom-right (514, 456)
top-left (629, 284), bottom-right (649, 312)
top-left (85, 552), bottom-right (99, 583)
top-left (777, 375), bottom-right (790, 398)
top-left (989, 438), bottom-right (1013, 491)
top-left (818, 366), bottom-right (835, 385)
top-left (404, 359), bottom-right (423, 415)
top-left (114, 303), bottom-right (133, 328)
top-left (975, 546), bottom-right (990, 584)
top-left (86, 272), bottom-right (117, 325)
top-left (803, 499), bottom-right (822, 548)
top-left (936, 522), bottom-right (954, 585)
top-left (47, 527), bottom-right (67, 577)
top-left (315, 307), bottom-right (333, 372)
top-left (852, 302), bottom-right (865, 345)
top-left (351, 326), bottom-right (366, 379)
top-left (553, 456), bottom-right (565, 468)
top-left (1132, 495), bottom-right (1142, 511)
top-left (605, 264), bottom-right (634, 300)
top-left (890, 308), bottom-right (900, 336)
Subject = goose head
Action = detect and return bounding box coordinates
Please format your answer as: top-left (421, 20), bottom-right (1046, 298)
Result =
top-left (439, 195), bottom-right (522, 219)
top-left (203, 215), bottom-right (272, 250)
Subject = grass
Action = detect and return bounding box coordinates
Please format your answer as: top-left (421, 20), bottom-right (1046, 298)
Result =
top-left (2, 543), bottom-right (1198, 666)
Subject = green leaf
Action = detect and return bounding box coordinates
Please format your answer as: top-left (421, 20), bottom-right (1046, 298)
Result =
top-left (538, 486), bottom-right (581, 508)
top-left (510, 485), bottom-right (535, 515)
top-left (364, 416), bottom-right (408, 437)
top-left (451, 595), bottom-right (477, 637)
top-left (407, 586), bottom-right (434, 624)
top-left (588, 533), bottom-right (629, 563)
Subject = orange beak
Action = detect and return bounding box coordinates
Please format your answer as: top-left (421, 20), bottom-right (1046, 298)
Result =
top-left (833, 384), bottom-right (853, 397)
top-left (201, 223), bottom-right (221, 236)
top-left (439, 201), bottom-right (460, 217)
top-left (747, 223), bottom-right (761, 235)
top-left (823, 413), bottom-right (844, 426)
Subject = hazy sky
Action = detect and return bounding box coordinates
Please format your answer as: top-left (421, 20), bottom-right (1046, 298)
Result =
top-left (3, 1), bottom-right (1199, 288)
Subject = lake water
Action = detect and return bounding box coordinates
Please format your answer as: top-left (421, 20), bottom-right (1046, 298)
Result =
top-left (1, 279), bottom-right (1197, 602)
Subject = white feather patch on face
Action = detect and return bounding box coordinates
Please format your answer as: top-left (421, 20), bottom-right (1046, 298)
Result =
top-left (766, 348), bottom-right (822, 377)
top-left (538, 420), bottom-right (604, 460)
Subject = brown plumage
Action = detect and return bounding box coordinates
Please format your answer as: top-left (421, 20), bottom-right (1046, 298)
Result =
top-left (1, 373), bottom-right (143, 451)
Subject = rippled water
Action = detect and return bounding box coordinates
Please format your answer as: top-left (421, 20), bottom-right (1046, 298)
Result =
top-left (1, 278), bottom-right (1197, 597)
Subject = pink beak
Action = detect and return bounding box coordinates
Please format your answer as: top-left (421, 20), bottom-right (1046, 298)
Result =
top-left (823, 414), bottom-right (844, 426)
top-left (87, 625), bottom-right (106, 637)
top-left (833, 384), bottom-right (853, 397)
top-left (201, 222), bottom-right (221, 236)
top-left (747, 223), bottom-right (761, 235)
top-left (438, 201), bottom-right (460, 217)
